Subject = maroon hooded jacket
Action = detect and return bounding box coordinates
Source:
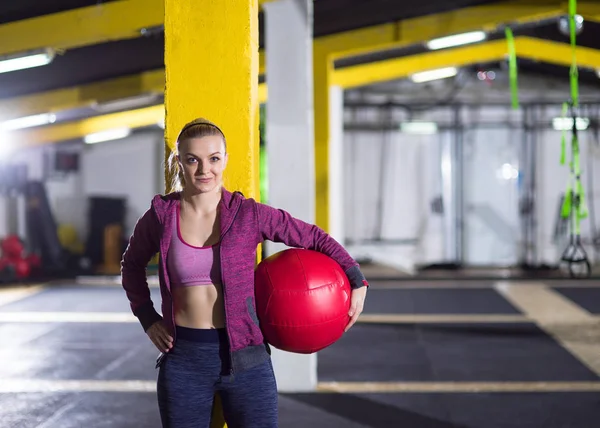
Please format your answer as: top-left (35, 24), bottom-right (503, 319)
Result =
top-left (121, 188), bottom-right (368, 374)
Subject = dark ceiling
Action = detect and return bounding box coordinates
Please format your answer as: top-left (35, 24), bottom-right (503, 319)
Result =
top-left (0, 0), bottom-right (599, 101)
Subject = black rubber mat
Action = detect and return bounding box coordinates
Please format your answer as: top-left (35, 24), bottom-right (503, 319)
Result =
top-left (0, 392), bottom-right (74, 428)
top-left (0, 392), bottom-right (162, 428)
top-left (363, 289), bottom-right (521, 314)
top-left (553, 287), bottom-right (600, 314)
top-left (2, 323), bottom-right (159, 381)
top-left (286, 392), bottom-right (600, 428)
top-left (318, 323), bottom-right (600, 382)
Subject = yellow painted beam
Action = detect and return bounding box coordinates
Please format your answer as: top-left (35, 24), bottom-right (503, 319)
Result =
top-left (333, 36), bottom-right (600, 90)
top-left (164, 3), bottom-right (258, 425)
top-left (318, 0), bottom-right (566, 60)
top-left (0, 70), bottom-right (267, 122)
top-left (10, 37), bottom-right (600, 150)
top-left (8, 105), bottom-right (163, 147)
top-left (313, 46), bottom-right (331, 231)
top-left (0, 0), bottom-right (590, 75)
top-left (0, 69), bottom-right (165, 121)
top-left (2, 86), bottom-right (268, 149)
top-left (0, 0), bottom-right (163, 57)
top-left (0, 0), bottom-right (265, 74)
top-left (516, 37), bottom-right (600, 70)
top-left (332, 40), bottom-right (509, 89)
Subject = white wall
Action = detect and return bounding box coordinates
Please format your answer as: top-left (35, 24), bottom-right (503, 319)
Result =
top-left (342, 101), bottom-right (600, 270)
top-left (5, 129), bottom-right (164, 246)
top-left (342, 125), bottom-right (444, 272)
top-left (82, 129), bottom-right (164, 237)
top-left (462, 127), bottom-right (521, 266)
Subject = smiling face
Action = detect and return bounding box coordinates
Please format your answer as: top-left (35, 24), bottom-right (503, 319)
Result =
top-left (177, 135), bottom-right (228, 194)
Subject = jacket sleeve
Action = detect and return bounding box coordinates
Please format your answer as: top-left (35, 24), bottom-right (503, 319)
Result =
top-left (256, 202), bottom-right (369, 289)
top-left (121, 206), bottom-right (163, 331)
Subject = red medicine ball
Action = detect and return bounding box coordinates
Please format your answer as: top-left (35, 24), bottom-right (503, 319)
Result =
top-left (254, 248), bottom-right (351, 354)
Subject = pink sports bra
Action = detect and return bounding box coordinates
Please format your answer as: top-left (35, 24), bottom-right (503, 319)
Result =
top-left (167, 205), bottom-right (222, 287)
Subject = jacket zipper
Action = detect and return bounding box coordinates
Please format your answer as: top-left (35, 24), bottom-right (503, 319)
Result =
top-left (219, 196), bottom-right (242, 375)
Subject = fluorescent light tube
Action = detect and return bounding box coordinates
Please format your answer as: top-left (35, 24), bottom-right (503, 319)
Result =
top-left (0, 50), bottom-right (55, 74)
top-left (426, 31), bottom-right (487, 50)
top-left (401, 121), bottom-right (438, 134)
top-left (552, 117), bottom-right (589, 131)
top-left (0, 113), bottom-right (56, 131)
top-left (91, 93), bottom-right (161, 113)
top-left (410, 67), bottom-right (458, 83)
top-left (84, 128), bottom-right (132, 144)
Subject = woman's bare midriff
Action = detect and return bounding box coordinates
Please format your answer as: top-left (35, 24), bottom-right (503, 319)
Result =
top-left (172, 283), bottom-right (226, 329)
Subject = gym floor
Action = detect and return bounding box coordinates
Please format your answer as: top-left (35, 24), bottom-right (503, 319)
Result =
top-left (1, 277), bottom-right (599, 427)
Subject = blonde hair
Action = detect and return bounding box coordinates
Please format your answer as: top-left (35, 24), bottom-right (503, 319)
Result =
top-left (166, 118), bottom-right (227, 192)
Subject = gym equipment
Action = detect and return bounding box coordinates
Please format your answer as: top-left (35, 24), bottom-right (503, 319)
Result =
top-left (25, 181), bottom-right (65, 271)
top-left (559, 0), bottom-right (591, 278)
top-left (0, 234), bottom-right (35, 280)
top-left (254, 248), bottom-right (351, 354)
top-left (84, 196), bottom-right (126, 269)
top-left (559, 103), bottom-right (591, 278)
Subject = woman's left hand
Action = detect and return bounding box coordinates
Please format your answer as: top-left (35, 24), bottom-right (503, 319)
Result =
top-left (345, 286), bottom-right (367, 332)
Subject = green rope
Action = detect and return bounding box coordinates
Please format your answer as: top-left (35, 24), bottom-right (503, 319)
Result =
top-left (505, 27), bottom-right (519, 109)
top-left (569, 0), bottom-right (579, 107)
top-left (560, 102), bottom-right (568, 165)
top-left (561, 0), bottom-right (588, 236)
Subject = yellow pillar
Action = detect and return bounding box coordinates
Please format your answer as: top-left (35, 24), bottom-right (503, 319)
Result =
top-left (164, 0), bottom-right (260, 199)
top-left (313, 45), bottom-right (331, 232)
top-left (164, 0), bottom-right (260, 426)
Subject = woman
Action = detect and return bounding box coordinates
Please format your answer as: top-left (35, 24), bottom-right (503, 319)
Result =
top-left (121, 118), bottom-right (369, 428)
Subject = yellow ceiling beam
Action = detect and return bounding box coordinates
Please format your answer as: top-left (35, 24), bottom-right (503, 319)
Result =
top-left (0, 0), bottom-right (291, 55)
top-left (6, 82), bottom-right (268, 147)
top-left (8, 105), bottom-right (164, 148)
top-left (333, 36), bottom-right (600, 90)
top-left (4, 33), bottom-right (597, 130)
top-left (0, 1), bottom-right (570, 75)
top-left (1, 74), bottom-right (267, 122)
top-left (11, 37), bottom-right (600, 148)
top-left (0, 69), bottom-right (165, 121)
top-left (0, 0), bottom-right (163, 57)
top-left (516, 37), bottom-right (600, 69)
top-left (318, 1), bottom-right (566, 60)
top-left (0, 0), bottom-right (266, 74)
top-left (332, 40), bottom-right (508, 89)
top-left (0, 0), bottom-right (585, 87)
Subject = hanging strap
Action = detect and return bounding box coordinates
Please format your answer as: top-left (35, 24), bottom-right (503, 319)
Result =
top-left (569, 0), bottom-right (579, 107)
top-left (505, 27), bottom-right (519, 110)
top-left (560, 102), bottom-right (569, 165)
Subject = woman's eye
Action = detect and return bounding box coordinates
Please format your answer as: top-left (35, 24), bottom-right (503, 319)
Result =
top-left (186, 158), bottom-right (197, 163)
top-left (211, 157), bottom-right (220, 162)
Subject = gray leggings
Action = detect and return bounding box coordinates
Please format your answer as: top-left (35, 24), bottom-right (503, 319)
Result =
top-left (157, 326), bottom-right (278, 428)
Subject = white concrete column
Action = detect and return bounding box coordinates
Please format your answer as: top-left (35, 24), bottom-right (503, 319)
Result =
top-left (328, 85), bottom-right (344, 243)
top-left (264, 0), bottom-right (316, 392)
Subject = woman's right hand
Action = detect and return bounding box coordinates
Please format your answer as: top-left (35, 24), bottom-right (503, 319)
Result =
top-left (146, 321), bottom-right (174, 353)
